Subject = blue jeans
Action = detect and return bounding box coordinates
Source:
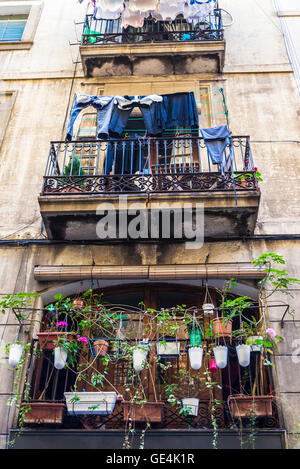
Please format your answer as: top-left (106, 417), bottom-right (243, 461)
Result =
top-left (66, 94), bottom-right (115, 140)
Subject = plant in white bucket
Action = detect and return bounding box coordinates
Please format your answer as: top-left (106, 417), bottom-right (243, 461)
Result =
top-left (54, 346), bottom-right (68, 370)
top-left (188, 347), bottom-right (203, 370)
top-left (64, 391), bottom-right (117, 415)
top-left (182, 397), bottom-right (199, 417)
top-left (213, 345), bottom-right (228, 369)
top-left (8, 343), bottom-right (24, 368)
top-left (236, 344), bottom-right (251, 367)
top-left (132, 342), bottom-right (150, 372)
top-left (202, 303), bottom-right (215, 316)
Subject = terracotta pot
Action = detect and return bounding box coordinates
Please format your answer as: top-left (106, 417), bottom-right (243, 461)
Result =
top-left (123, 401), bottom-right (164, 423)
top-left (228, 395), bottom-right (273, 418)
top-left (73, 299), bottom-right (85, 309)
top-left (21, 401), bottom-right (65, 425)
top-left (93, 339), bottom-right (109, 356)
top-left (211, 318), bottom-right (232, 338)
top-left (37, 332), bottom-right (75, 351)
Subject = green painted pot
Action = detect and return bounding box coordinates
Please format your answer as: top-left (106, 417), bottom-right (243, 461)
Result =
top-left (189, 329), bottom-right (202, 347)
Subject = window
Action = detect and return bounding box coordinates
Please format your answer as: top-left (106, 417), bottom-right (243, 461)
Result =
top-left (0, 2), bottom-right (43, 49)
top-left (0, 14), bottom-right (28, 42)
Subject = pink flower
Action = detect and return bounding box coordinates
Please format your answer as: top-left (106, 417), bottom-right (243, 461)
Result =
top-left (56, 321), bottom-right (68, 328)
top-left (266, 328), bottom-right (276, 339)
top-left (77, 336), bottom-right (89, 344)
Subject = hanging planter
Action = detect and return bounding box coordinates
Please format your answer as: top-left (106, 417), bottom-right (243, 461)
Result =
top-left (209, 358), bottom-right (218, 373)
top-left (64, 392), bottom-right (117, 415)
top-left (213, 345), bottom-right (228, 369)
top-left (182, 398), bottom-right (199, 417)
top-left (247, 335), bottom-right (263, 352)
top-left (228, 395), bottom-right (273, 418)
top-left (37, 332), bottom-right (75, 351)
top-left (156, 338), bottom-right (181, 358)
top-left (54, 346), bottom-right (68, 370)
top-left (189, 328), bottom-right (202, 347)
top-left (8, 343), bottom-right (24, 368)
top-left (188, 347), bottom-right (203, 370)
top-left (92, 338), bottom-right (109, 357)
top-left (236, 344), bottom-right (251, 367)
top-left (132, 345), bottom-right (149, 372)
top-left (202, 303), bottom-right (215, 316)
top-left (122, 401), bottom-right (164, 423)
top-left (211, 317), bottom-right (232, 338)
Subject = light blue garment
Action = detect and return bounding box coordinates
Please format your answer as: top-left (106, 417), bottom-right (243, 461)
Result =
top-left (66, 94), bottom-right (115, 141)
top-left (200, 124), bottom-right (231, 166)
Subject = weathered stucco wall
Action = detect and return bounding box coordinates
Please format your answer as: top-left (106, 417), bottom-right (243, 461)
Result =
top-left (0, 0), bottom-right (300, 449)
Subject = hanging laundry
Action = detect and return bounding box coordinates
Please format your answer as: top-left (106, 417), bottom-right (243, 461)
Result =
top-left (94, 5), bottom-right (122, 20)
top-left (66, 94), bottom-right (115, 141)
top-left (121, 4), bottom-right (146, 28)
top-left (200, 125), bottom-right (232, 175)
top-left (99, 0), bottom-right (124, 13)
top-left (162, 92), bottom-right (199, 130)
top-left (109, 95), bottom-right (165, 137)
top-left (158, 0), bottom-right (185, 21)
top-left (129, 0), bottom-right (157, 13)
top-left (184, 1), bottom-right (215, 23)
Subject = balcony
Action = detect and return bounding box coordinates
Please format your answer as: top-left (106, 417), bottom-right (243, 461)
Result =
top-left (79, 10), bottom-right (225, 77)
top-left (38, 135), bottom-right (260, 241)
top-left (9, 298), bottom-right (284, 449)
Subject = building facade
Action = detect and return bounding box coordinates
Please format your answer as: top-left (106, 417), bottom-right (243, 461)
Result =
top-left (0, 0), bottom-right (299, 449)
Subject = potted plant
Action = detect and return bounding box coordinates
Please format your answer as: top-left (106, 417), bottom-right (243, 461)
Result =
top-left (213, 345), bottom-right (228, 369)
top-left (156, 336), bottom-right (181, 358)
top-left (64, 391), bottom-right (118, 415)
top-left (132, 341), bottom-right (151, 372)
top-left (235, 344), bottom-right (251, 367)
top-left (181, 397), bottom-right (200, 417)
top-left (61, 156), bottom-right (85, 192)
top-left (38, 319), bottom-right (76, 351)
top-left (21, 401), bottom-right (66, 425)
top-left (228, 394), bottom-right (273, 418)
top-left (122, 400), bottom-right (164, 423)
top-left (188, 346), bottom-right (204, 370)
top-left (7, 342), bottom-right (24, 368)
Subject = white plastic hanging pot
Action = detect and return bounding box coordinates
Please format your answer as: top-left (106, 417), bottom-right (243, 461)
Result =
top-left (202, 303), bottom-right (215, 316)
top-left (248, 336), bottom-right (263, 352)
top-left (133, 348), bottom-right (148, 372)
top-left (213, 345), bottom-right (228, 369)
top-left (182, 398), bottom-right (199, 417)
top-left (236, 344), bottom-right (251, 367)
top-left (8, 343), bottom-right (24, 368)
top-left (188, 347), bottom-right (204, 370)
top-left (54, 346), bottom-right (68, 370)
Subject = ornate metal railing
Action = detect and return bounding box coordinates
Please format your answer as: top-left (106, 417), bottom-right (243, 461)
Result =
top-left (42, 136), bottom-right (258, 195)
top-left (81, 10), bottom-right (224, 45)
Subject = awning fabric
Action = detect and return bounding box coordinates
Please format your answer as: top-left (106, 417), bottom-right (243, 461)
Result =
top-left (34, 264), bottom-right (265, 282)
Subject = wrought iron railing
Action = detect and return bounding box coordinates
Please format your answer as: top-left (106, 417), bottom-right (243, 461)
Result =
top-left (81, 10), bottom-right (224, 45)
top-left (42, 136), bottom-right (258, 195)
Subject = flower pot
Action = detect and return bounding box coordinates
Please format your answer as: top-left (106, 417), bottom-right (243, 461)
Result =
top-left (156, 340), bottom-right (181, 358)
top-left (189, 329), bottom-right (202, 347)
top-left (8, 343), bottom-right (24, 368)
top-left (182, 398), bottom-right (199, 417)
top-left (73, 299), bottom-right (84, 309)
top-left (64, 391), bottom-right (117, 415)
top-left (54, 346), bottom-right (68, 370)
top-left (236, 344), bottom-right (251, 367)
top-left (247, 336), bottom-right (263, 352)
top-left (92, 339), bottom-right (109, 357)
top-left (209, 358), bottom-right (218, 373)
top-left (122, 401), bottom-right (164, 423)
top-left (228, 395), bottom-right (273, 418)
top-left (213, 345), bottom-right (228, 369)
top-left (202, 303), bottom-right (215, 316)
top-left (211, 318), bottom-right (232, 338)
top-left (21, 401), bottom-right (65, 425)
top-left (188, 347), bottom-right (203, 370)
top-left (133, 348), bottom-right (148, 372)
top-left (37, 332), bottom-right (75, 351)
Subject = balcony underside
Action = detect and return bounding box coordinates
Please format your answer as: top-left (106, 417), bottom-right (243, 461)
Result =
top-left (38, 190), bottom-right (260, 241)
top-left (80, 41), bottom-right (225, 77)
top-left (10, 429), bottom-right (286, 449)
